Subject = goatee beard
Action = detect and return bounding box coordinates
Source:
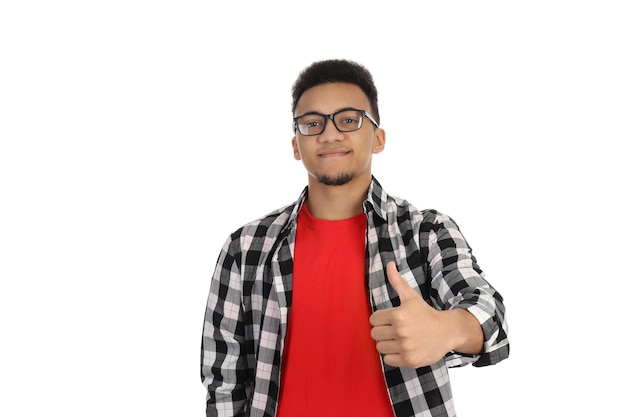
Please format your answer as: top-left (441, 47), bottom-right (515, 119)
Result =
top-left (316, 172), bottom-right (355, 186)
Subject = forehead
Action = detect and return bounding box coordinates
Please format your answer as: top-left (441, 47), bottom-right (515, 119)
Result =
top-left (295, 82), bottom-right (370, 115)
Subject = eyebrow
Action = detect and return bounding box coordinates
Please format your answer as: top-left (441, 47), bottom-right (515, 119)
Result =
top-left (294, 107), bottom-right (361, 118)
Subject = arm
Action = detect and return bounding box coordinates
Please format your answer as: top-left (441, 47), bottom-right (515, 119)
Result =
top-left (370, 212), bottom-right (509, 368)
top-left (201, 238), bottom-right (249, 416)
top-left (423, 211), bottom-right (509, 367)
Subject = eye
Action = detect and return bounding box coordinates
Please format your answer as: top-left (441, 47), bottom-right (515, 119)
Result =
top-left (336, 110), bottom-right (362, 128)
top-left (339, 117), bottom-right (359, 125)
top-left (296, 114), bottom-right (326, 135)
top-left (298, 115), bottom-right (324, 127)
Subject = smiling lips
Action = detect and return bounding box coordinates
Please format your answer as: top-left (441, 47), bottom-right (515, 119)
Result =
top-left (318, 148), bottom-right (351, 158)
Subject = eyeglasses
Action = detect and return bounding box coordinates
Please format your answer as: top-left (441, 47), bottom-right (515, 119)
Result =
top-left (293, 108), bottom-right (379, 136)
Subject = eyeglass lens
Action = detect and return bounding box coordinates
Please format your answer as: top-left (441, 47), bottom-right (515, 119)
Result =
top-left (296, 110), bottom-right (363, 136)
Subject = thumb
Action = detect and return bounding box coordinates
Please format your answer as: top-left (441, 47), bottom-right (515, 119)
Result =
top-left (386, 262), bottom-right (420, 304)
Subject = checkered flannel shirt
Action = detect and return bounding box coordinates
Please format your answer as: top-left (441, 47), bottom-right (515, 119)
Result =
top-left (201, 177), bottom-right (509, 417)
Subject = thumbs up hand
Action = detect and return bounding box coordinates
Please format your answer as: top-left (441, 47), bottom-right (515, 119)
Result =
top-left (369, 262), bottom-right (454, 368)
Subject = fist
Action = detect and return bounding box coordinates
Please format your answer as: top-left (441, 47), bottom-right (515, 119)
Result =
top-left (369, 262), bottom-right (450, 368)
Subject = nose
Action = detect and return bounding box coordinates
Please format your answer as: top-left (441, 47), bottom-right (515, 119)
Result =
top-left (318, 117), bottom-right (344, 143)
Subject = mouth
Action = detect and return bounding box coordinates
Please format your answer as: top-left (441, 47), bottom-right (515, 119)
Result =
top-left (318, 148), bottom-right (351, 158)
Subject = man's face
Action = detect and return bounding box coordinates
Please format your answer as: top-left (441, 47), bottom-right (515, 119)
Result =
top-left (291, 82), bottom-right (385, 186)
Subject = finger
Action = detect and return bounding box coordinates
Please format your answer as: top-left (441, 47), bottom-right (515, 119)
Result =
top-left (370, 324), bottom-right (395, 342)
top-left (374, 340), bottom-right (400, 356)
top-left (369, 308), bottom-right (393, 326)
top-left (381, 353), bottom-right (404, 368)
top-left (386, 262), bottom-right (420, 304)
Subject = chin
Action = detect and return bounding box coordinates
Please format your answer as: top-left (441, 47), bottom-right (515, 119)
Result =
top-left (316, 172), bottom-right (355, 186)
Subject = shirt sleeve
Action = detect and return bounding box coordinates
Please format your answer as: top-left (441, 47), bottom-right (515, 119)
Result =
top-left (201, 236), bottom-right (250, 416)
top-left (421, 210), bottom-right (510, 368)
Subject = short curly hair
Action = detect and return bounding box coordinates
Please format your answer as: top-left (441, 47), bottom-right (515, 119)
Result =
top-left (291, 59), bottom-right (380, 124)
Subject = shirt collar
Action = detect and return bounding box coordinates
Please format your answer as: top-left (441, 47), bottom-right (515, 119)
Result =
top-left (364, 176), bottom-right (389, 221)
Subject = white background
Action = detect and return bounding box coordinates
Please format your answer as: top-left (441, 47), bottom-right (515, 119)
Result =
top-left (1, 1), bottom-right (624, 416)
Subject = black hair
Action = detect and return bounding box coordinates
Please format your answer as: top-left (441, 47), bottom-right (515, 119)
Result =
top-left (291, 59), bottom-right (380, 124)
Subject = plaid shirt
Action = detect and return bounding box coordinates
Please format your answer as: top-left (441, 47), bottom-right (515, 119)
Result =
top-left (201, 177), bottom-right (509, 417)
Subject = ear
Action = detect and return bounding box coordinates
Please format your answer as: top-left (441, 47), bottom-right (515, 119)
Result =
top-left (292, 136), bottom-right (301, 160)
top-left (372, 128), bottom-right (386, 154)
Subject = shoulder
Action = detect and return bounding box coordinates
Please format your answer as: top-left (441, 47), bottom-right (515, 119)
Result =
top-left (370, 179), bottom-right (435, 225)
top-left (383, 193), bottom-right (459, 233)
top-left (228, 202), bottom-right (297, 248)
top-left (418, 208), bottom-right (460, 231)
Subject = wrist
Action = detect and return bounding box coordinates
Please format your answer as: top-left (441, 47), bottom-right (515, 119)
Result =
top-left (445, 308), bottom-right (483, 355)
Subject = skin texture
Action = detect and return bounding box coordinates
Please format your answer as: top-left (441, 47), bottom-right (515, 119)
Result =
top-left (370, 263), bottom-right (484, 368)
top-left (291, 81), bottom-right (484, 367)
top-left (292, 82), bottom-right (385, 220)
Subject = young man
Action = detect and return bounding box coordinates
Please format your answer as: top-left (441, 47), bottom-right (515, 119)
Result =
top-left (201, 59), bottom-right (509, 417)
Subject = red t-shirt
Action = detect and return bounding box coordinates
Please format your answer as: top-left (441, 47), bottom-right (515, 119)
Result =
top-left (276, 204), bottom-right (394, 417)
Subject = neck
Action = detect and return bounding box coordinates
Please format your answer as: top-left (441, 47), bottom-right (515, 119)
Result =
top-left (305, 174), bottom-right (371, 220)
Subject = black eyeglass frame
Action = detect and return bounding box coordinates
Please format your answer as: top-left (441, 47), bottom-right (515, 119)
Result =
top-left (293, 108), bottom-right (379, 136)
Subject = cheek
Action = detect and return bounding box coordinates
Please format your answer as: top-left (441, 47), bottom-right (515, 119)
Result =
top-left (294, 141), bottom-right (314, 161)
